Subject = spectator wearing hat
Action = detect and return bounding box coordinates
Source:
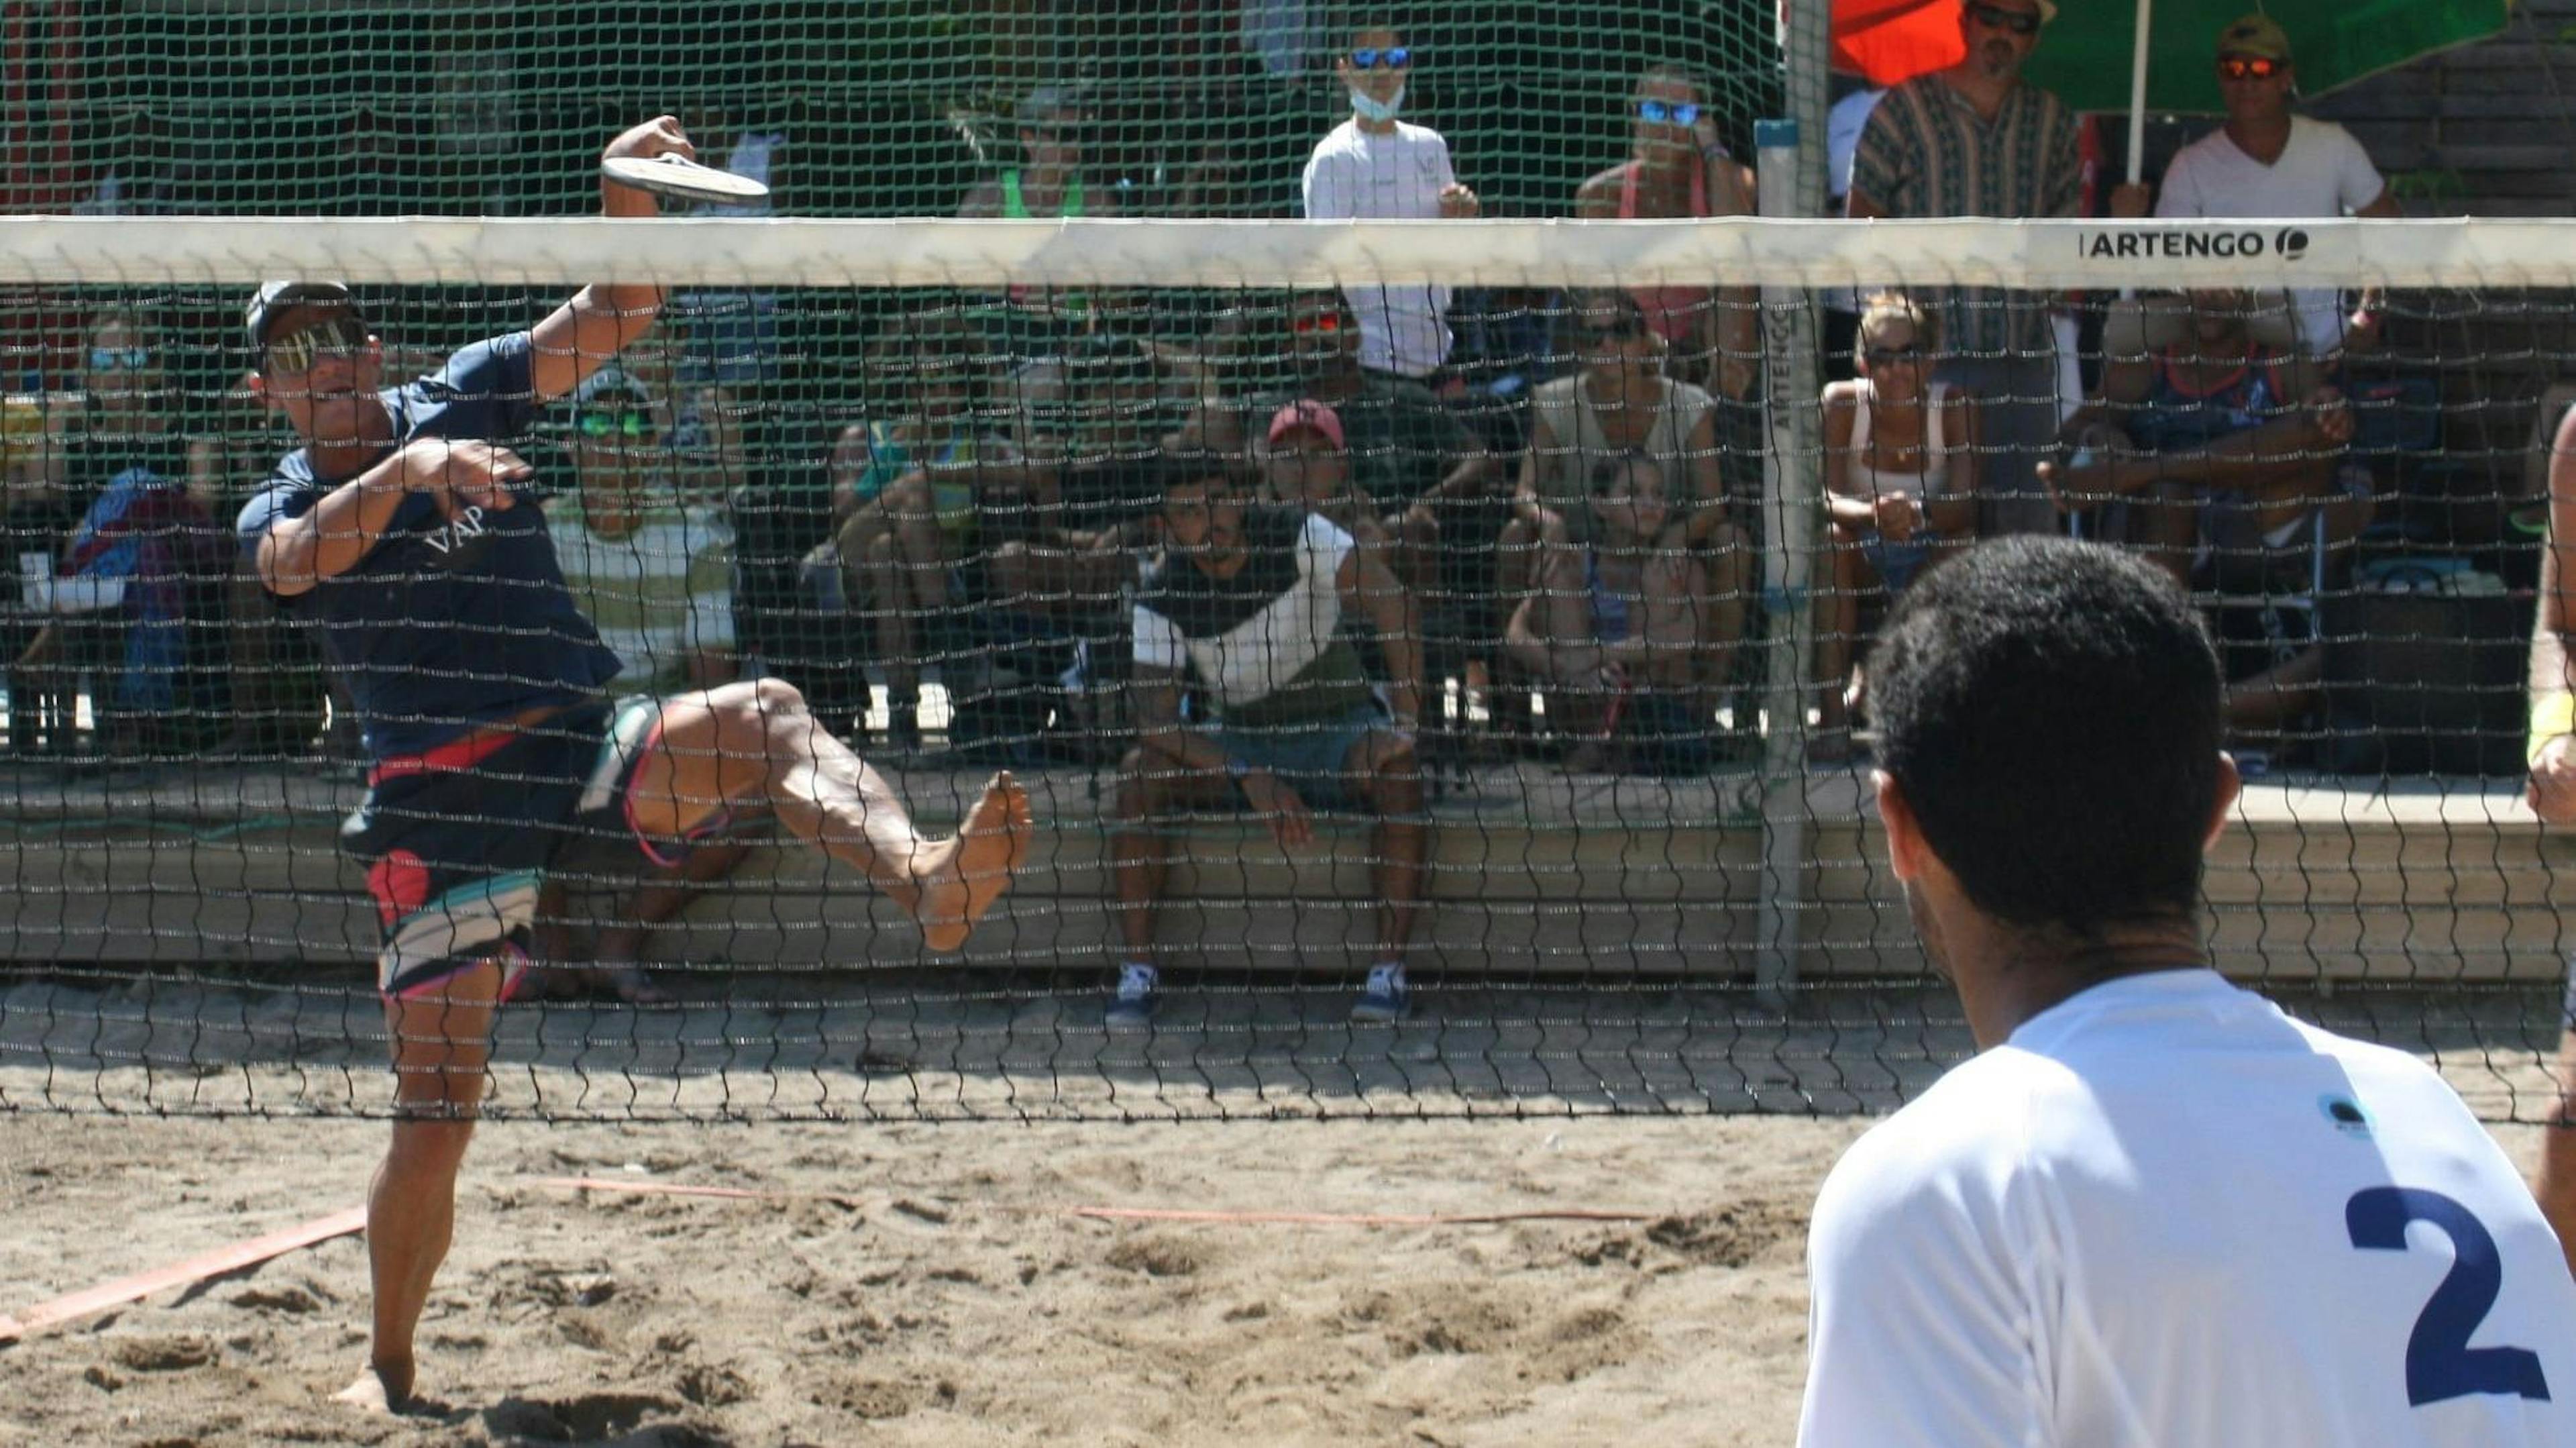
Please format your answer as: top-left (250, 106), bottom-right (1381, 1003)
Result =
top-left (1847, 0), bottom-right (2080, 537)
top-left (1258, 397), bottom-right (1393, 561)
top-left (2110, 13), bottom-right (2400, 358)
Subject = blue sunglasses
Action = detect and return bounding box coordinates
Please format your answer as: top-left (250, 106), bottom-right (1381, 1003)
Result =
top-left (1637, 99), bottom-right (1702, 127)
top-left (88, 345), bottom-right (152, 372)
top-left (1350, 46), bottom-right (1411, 70)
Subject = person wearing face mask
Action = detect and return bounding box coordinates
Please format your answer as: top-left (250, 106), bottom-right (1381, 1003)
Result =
top-left (1299, 22), bottom-right (1479, 383)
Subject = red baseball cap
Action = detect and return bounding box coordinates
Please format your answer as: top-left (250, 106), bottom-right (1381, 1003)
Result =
top-left (1266, 398), bottom-right (1346, 450)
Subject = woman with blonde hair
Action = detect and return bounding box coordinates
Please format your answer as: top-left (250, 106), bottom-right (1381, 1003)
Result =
top-left (1813, 293), bottom-right (1980, 756)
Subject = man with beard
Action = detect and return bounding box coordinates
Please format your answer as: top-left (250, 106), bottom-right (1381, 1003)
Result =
top-left (1845, 0), bottom-right (2080, 537)
top-left (1798, 536), bottom-right (2576, 1447)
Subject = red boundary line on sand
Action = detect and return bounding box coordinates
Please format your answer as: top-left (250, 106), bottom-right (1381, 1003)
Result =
top-left (0, 1206), bottom-right (367, 1346)
top-left (530, 1176), bottom-right (1656, 1227)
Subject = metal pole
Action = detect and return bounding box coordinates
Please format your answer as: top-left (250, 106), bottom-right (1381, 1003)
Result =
top-left (1751, 0), bottom-right (1830, 1010)
top-left (2127, 0), bottom-right (2155, 183)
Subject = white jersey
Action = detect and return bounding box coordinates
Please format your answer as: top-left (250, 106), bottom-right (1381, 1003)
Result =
top-left (1801, 969), bottom-right (2576, 1448)
top-left (1301, 118), bottom-right (1456, 377)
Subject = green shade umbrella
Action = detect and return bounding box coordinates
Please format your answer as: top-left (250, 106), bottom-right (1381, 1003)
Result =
top-left (2022, 0), bottom-right (2512, 118)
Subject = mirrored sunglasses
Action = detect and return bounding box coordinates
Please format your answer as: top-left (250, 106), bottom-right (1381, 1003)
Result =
top-left (1350, 46), bottom-right (1411, 70)
top-left (262, 315), bottom-right (368, 376)
top-left (88, 345), bottom-right (153, 372)
top-left (1291, 311), bottom-right (1348, 334)
top-left (2217, 56), bottom-right (2285, 81)
top-left (1636, 99), bottom-right (1702, 127)
top-left (576, 408), bottom-right (655, 439)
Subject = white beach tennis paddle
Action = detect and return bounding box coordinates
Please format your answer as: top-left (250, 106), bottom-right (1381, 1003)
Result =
top-left (600, 153), bottom-right (771, 207)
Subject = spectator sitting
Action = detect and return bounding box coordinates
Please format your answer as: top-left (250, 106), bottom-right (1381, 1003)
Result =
top-left (1505, 296), bottom-right (1748, 718)
top-left (1179, 292), bottom-right (1494, 593)
top-left (1813, 295), bottom-right (1982, 755)
top-left (1504, 450), bottom-right (1714, 776)
top-left (1108, 460), bottom-right (1426, 1027)
top-left (1845, 0), bottom-right (2080, 537)
top-left (2109, 13), bottom-right (2398, 359)
top-left (827, 315), bottom-right (1028, 749)
top-left (988, 333), bottom-right (1178, 623)
top-left (1301, 20), bottom-right (1479, 383)
top-left (2040, 287), bottom-right (2364, 754)
top-left (533, 364), bottom-right (751, 1003)
top-left (1258, 398), bottom-right (1393, 560)
top-left (11, 309), bottom-right (226, 757)
top-left (959, 85), bottom-right (1122, 348)
top-left (1572, 62), bottom-right (1758, 399)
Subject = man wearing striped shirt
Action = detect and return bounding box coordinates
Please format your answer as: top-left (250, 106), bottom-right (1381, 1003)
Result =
top-left (1846, 0), bottom-right (2079, 537)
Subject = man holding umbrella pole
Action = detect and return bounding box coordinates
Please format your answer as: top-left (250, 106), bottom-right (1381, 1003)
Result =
top-left (2108, 13), bottom-right (2400, 358)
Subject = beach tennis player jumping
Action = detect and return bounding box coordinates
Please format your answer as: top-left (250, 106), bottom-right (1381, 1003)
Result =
top-left (235, 115), bottom-right (1031, 1411)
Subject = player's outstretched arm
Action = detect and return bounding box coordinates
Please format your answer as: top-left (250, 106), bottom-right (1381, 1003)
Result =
top-left (527, 116), bottom-right (694, 405)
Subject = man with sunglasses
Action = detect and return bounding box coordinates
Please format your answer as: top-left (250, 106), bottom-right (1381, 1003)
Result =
top-left (2110, 15), bottom-right (2398, 358)
top-left (235, 116), bottom-right (1033, 1415)
top-left (1847, 0), bottom-right (2080, 538)
top-left (1302, 23), bottom-right (1481, 382)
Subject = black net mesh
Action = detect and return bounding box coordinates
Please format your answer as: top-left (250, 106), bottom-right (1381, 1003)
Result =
top-left (0, 230), bottom-right (2562, 1121)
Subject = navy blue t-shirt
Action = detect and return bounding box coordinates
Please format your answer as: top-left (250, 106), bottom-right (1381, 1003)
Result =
top-left (235, 334), bottom-right (623, 761)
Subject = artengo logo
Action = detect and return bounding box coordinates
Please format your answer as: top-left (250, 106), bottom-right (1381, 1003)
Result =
top-left (2078, 227), bottom-right (2311, 260)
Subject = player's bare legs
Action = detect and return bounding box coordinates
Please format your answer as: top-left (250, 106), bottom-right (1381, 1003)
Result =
top-left (627, 678), bottom-right (1032, 951)
top-left (2537, 1029), bottom-right (2576, 1284)
top-left (334, 960), bottom-right (503, 1413)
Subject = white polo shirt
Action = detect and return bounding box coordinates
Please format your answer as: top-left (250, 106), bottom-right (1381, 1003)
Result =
top-left (1801, 968), bottom-right (2575, 1448)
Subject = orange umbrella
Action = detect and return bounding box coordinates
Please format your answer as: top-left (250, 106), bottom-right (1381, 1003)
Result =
top-left (1829, 0), bottom-right (1967, 90)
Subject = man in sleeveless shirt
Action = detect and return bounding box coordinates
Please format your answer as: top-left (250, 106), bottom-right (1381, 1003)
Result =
top-left (2520, 401), bottom-right (2576, 1284)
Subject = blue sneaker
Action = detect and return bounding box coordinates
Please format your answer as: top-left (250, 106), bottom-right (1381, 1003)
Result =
top-left (1350, 964), bottom-right (1409, 1024)
top-left (1104, 964), bottom-right (1160, 1030)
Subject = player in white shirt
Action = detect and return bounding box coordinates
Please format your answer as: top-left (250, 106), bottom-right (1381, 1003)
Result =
top-left (2520, 402), bottom-right (2576, 1283)
top-left (1799, 535), bottom-right (2576, 1448)
top-left (2111, 13), bottom-right (2399, 356)
top-left (1300, 20), bottom-right (1479, 379)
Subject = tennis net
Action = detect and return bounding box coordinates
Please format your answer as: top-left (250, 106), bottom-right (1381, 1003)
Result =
top-left (0, 212), bottom-right (2565, 1122)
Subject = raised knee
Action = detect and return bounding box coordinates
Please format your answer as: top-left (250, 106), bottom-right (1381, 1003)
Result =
top-left (748, 676), bottom-right (808, 718)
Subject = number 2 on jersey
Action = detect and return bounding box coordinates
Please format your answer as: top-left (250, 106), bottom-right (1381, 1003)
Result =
top-left (2345, 1186), bottom-right (2551, 1406)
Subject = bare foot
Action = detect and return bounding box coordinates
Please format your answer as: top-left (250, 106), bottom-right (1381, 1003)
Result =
top-left (332, 1361), bottom-right (411, 1414)
top-left (914, 771), bottom-right (1034, 952)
